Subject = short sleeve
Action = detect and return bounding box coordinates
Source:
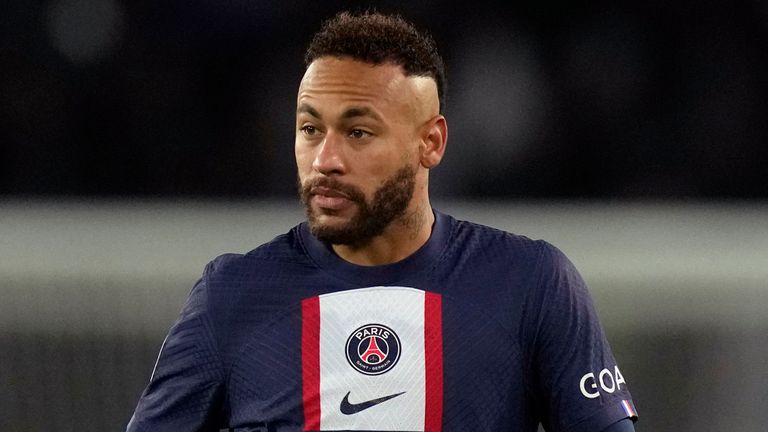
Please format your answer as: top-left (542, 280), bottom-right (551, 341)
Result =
top-left (127, 261), bottom-right (226, 432)
top-left (528, 243), bottom-right (637, 432)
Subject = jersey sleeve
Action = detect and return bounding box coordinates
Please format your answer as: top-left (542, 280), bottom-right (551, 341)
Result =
top-left (528, 242), bottom-right (638, 432)
top-left (127, 260), bottom-right (226, 432)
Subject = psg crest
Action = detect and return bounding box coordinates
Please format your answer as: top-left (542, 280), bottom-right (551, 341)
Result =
top-left (346, 323), bottom-right (401, 375)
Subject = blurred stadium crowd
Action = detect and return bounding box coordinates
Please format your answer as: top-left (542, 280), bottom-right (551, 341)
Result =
top-left (2, 0), bottom-right (767, 199)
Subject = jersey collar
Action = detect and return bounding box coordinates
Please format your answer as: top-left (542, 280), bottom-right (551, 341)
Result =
top-left (299, 209), bottom-right (453, 285)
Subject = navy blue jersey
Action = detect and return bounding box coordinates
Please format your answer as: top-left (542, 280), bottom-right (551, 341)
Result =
top-left (127, 210), bottom-right (637, 431)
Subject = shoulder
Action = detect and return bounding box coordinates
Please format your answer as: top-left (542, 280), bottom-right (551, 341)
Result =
top-left (202, 224), bottom-right (313, 279)
top-left (243, 225), bottom-right (308, 262)
top-left (186, 225), bottom-right (316, 341)
top-left (445, 213), bottom-right (552, 265)
top-left (185, 225), bottom-right (317, 313)
top-left (439, 212), bottom-right (582, 300)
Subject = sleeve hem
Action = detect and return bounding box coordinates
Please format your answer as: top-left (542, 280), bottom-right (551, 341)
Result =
top-left (562, 399), bottom-right (638, 432)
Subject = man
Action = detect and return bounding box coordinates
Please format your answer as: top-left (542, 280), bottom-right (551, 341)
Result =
top-left (128, 11), bottom-right (638, 432)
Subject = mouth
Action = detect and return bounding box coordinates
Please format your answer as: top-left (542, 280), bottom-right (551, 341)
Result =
top-left (310, 186), bottom-right (354, 210)
top-left (310, 186), bottom-right (349, 199)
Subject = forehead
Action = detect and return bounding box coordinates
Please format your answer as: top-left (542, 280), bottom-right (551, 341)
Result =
top-left (297, 57), bottom-right (410, 114)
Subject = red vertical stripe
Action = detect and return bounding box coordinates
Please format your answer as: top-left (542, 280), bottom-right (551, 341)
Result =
top-left (424, 292), bottom-right (443, 432)
top-left (302, 297), bottom-right (321, 431)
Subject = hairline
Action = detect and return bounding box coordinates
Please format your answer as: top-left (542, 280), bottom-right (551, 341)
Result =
top-left (306, 55), bottom-right (440, 95)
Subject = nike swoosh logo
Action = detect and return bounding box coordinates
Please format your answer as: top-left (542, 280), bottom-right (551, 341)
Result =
top-left (339, 391), bottom-right (406, 415)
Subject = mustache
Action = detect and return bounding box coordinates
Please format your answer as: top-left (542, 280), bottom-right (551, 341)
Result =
top-left (299, 177), bottom-right (366, 204)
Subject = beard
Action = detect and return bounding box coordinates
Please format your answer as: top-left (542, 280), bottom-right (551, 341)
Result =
top-left (299, 165), bottom-right (416, 248)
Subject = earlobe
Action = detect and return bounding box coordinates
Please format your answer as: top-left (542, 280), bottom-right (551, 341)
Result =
top-left (420, 116), bottom-right (448, 169)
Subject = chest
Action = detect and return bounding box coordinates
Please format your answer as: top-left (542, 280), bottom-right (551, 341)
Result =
top-left (224, 285), bottom-right (533, 431)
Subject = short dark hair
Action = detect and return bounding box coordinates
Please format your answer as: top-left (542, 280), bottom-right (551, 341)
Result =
top-left (305, 11), bottom-right (446, 112)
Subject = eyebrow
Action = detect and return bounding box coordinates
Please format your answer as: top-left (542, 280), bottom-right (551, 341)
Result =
top-left (340, 106), bottom-right (382, 122)
top-left (297, 103), bottom-right (321, 119)
top-left (297, 103), bottom-right (383, 123)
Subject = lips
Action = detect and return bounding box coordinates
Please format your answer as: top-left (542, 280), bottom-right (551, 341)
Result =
top-left (310, 186), bottom-right (353, 210)
top-left (310, 186), bottom-right (349, 199)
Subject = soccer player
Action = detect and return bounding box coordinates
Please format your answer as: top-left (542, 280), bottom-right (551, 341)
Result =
top-left (127, 11), bottom-right (638, 432)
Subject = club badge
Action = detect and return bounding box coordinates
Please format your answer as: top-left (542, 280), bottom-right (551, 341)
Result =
top-left (345, 323), bottom-right (401, 375)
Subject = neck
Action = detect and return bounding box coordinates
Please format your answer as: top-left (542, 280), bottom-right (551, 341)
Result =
top-left (332, 201), bottom-right (434, 266)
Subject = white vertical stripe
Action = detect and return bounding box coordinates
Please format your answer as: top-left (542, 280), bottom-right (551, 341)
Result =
top-left (148, 334), bottom-right (169, 382)
top-left (319, 287), bottom-right (426, 431)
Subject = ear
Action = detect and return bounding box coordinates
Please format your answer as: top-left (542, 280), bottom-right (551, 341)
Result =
top-left (419, 115), bottom-right (448, 169)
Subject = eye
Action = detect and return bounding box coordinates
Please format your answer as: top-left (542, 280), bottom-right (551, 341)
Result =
top-left (300, 125), bottom-right (318, 136)
top-left (349, 129), bottom-right (371, 139)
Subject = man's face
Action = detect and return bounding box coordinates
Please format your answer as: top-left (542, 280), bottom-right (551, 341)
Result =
top-left (295, 57), bottom-right (429, 247)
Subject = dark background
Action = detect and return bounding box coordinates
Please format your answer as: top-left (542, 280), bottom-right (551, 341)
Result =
top-left (3, 0), bottom-right (767, 199)
top-left (3, 3), bottom-right (768, 430)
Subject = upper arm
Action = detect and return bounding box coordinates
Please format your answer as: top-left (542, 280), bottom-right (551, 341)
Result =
top-left (529, 242), bottom-right (638, 432)
top-left (127, 262), bottom-right (227, 431)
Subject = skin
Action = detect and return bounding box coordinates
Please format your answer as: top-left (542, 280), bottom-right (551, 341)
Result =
top-left (295, 57), bottom-right (448, 266)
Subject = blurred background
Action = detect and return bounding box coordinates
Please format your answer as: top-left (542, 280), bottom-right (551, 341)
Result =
top-left (1, 0), bottom-right (767, 430)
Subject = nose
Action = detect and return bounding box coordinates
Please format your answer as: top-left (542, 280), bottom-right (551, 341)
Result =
top-left (312, 130), bottom-right (346, 175)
